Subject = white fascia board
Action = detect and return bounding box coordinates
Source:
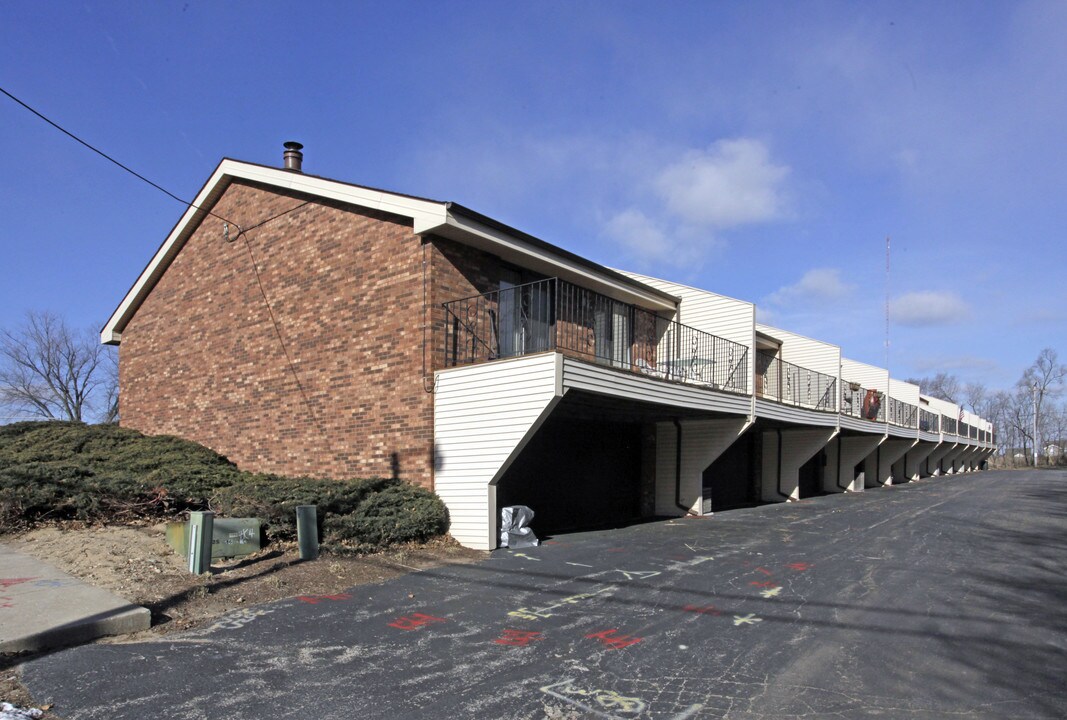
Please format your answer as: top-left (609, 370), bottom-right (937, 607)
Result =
top-left (428, 212), bottom-right (677, 314)
top-left (101, 160), bottom-right (449, 345)
top-left (229, 162), bottom-right (448, 231)
top-left (100, 163), bottom-right (230, 344)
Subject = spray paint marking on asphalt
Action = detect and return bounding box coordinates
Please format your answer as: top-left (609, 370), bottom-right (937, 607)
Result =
top-left (386, 612), bottom-right (447, 631)
top-left (297, 593), bottom-right (352, 604)
top-left (493, 629), bottom-right (541, 647)
top-left (585, 628), bottom-right (643, 650)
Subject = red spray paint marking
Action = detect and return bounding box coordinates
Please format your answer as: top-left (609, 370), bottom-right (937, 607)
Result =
top-left (786, 562), bottom-right (812, 571)
top-left (754, 567), bottom-right (774, 576)
top-left (0, 577), bottom-right (38, 590)
top-left (585, 628), bottom-right (643, 650)
top-left (387, 612), bottom-right (447, 631)
top-left (494, 629), bottom-right (542, 646)
top-left (682, 604), bottom-right (722, 616)
top-left (749, 580), bottom-right (778, 588)
top-left (297, 593), bottom-right (352, 604)
top-left (0, 596), bottom-right (13, 609)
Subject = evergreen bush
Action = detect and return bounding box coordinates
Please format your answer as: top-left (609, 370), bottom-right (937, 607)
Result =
top-left (0, 421), bottom-right (449, 552)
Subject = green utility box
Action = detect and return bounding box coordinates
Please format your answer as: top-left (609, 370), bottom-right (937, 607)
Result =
top-left (166, 517), bottom-right (262, 560)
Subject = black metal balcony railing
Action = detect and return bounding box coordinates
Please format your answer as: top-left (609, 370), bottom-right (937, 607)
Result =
top-left (441, 277), bottom-right (750, 394)
top-left (887, 396), bottom-right (918, 428)
top-left (840, 382), bottom-right (885, 422)
top-left (942, 415), bottom-right (958, 435)
top-left (755, 350), bottom-right (837, 412)
top-left (919, 408), bottom-right (940, 433)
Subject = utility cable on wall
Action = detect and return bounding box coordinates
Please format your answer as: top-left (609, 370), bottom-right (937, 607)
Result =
top-left (237, 215), bottom-right (333, 451)
top-left (4, 85), bottom-right (331, 458)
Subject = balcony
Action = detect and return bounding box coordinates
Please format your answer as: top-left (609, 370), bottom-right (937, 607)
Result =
top-left (887, 396), bottom-right (918, 429)
top-left (942, 415), bottom-right (958, 435)
top-left (755, 350), bottom-right (837, 412)
top-left (841, 382), bottom-right (885, 422)
top-left (919, 408), bottom-right (940, 433)
top-left (441, 277), bottom-right (749, 394)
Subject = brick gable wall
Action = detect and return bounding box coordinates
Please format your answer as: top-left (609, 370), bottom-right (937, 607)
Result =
top-left (120, 179), bottom-right (437, 486)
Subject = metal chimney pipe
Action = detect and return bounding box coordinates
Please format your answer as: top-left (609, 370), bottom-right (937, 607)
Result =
top-left (283, 141), bottom-right (304, 172)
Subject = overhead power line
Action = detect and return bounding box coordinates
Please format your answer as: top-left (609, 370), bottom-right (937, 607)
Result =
top-left (2, 84), bottom-right (330, 452)
top-left (0, 84), bottom-right (241, 233)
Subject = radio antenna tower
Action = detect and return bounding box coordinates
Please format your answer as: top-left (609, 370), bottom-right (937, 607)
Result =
top-left (885, 236), bottom-right (891, 374)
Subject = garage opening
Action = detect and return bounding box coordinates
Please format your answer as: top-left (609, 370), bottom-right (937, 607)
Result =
top-left (797, 449), bottom-right (825, 498)
top-left (702, 430), bottom-right (759, 511)
top-left (891, 454), bottom-right (908, 484)
top-left (495, 407), bottom-right (645, 538)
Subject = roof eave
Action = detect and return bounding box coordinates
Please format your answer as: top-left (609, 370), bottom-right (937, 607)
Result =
top-left (101, 158), bottom-right (678, 345)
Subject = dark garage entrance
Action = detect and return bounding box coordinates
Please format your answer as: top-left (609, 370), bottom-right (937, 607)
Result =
top-left (798, 449), bottom-right (825, 498)
top-left (495, 399), bottom-right (646, 537)
top-left (702, 430), bottom-right (759, 511)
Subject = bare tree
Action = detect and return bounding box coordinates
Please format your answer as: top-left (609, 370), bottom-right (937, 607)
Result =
top-left (1018, 347), bottom-right (1066, 466)
top-left (1005, 385), bottom-right (1036, 465)
top-left (906, 372), bottom-right (962, 404)
top-left (100, 345), bottom-right (119, 423)
top-left (964, 381), bottom-right (987, 414)
top-left (0, 311), bottom-right (114, 422)
top-left (986, 390), bottom-right (1013, 466)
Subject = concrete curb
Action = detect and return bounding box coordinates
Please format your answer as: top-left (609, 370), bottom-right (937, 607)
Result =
top-left (0, 544), bottom-right (151, 654)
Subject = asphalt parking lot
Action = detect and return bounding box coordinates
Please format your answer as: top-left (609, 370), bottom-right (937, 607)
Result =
top-left (21, 469), bottom-right (1067, 719)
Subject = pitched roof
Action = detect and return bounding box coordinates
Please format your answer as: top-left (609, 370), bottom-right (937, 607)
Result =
top-left (101, 158), bottom-right (678, 344)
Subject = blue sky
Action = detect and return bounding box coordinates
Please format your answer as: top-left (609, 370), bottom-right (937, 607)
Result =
top-left (2, 1), bottom-right (1063, 392)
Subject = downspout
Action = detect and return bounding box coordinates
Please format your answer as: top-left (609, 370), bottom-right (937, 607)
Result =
top-left (836, 434), bottom-right (849, 491)
top-left (775, 428), bottom-right (791, 500)
top-left (673, 419), bottom-right (693, 515)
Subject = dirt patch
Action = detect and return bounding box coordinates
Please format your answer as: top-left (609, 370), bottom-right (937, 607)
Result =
top-left (1, 522), bottom-right (485, 718)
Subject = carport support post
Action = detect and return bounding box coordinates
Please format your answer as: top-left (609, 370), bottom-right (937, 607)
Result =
top-left (297, 505), bottom-right (319, 561)
top-left (188, 511), bottom-right (214, 575)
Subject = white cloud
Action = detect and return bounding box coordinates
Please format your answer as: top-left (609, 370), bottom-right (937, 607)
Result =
top-left (655, 139), bottom-right (791, 228)
top-left (604, 209), bottom-right (709, 269)
top-left (890, 291), bottom-right (970, 327)
top-left (766, 268), bottom-right (855, 308)
top-left (600, 137), bottom-right (791, 271)
top-left (605, 209), bottom-right (670, 264)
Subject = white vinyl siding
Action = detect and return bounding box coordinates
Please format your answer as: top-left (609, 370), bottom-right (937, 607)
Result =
top-left (562, 358), bottom-right (751, 416)
top-left (889, 378), bottom-right (921, 405)
top-left (831, 435), bottom-right (883, 492)
top-left (623, 273), bottom-right (755, 345)
top-left (655, 418), bottom-right (750, 516)
top-left (434, 354), bottom-right (561, 550)
top-left (755, 323), bottom-right (840, 379)
top-left (617, 272), bottom-right (755, 349)
top-left (924, 396), bottom-right (961, 438)
top-left (841, 358), bottom-right (888, 392)
top-left (754, 398), bottom-right (839, 428)
top-left (760, 428), bottom-right (836, 502)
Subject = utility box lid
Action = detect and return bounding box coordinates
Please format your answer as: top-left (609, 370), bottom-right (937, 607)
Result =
top-left (166, 518), bottom-right (262, 559)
